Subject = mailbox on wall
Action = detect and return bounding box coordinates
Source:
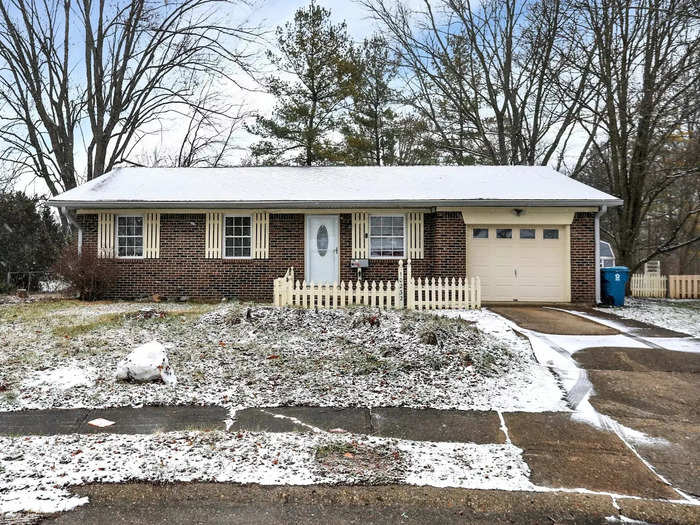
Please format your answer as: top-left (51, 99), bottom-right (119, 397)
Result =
top-left (350, 259), bottom-right (369, 268)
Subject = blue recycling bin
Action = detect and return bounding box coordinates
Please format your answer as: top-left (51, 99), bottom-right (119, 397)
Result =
top-left (600, 266), bottom-right (630, 306)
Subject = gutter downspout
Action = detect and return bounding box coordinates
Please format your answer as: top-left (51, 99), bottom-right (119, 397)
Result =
top-left (62, 207), bottom-right (82, 256)
top-left (594, 204), bottom-right (608, 304)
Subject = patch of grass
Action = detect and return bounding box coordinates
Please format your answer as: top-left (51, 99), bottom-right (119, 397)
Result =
top-left (315, 441), bottom-right (356, 459)
top-left (51, 312), bottom-right (125, 338)
top-left (2, 390), bottom-right (18, 402)
top-left (0, 300), bottom-right (81, 323)
top-left (342, 350), bottom-right (387, 375)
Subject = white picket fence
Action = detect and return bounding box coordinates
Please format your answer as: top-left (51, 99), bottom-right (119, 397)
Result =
top-left (669, 275), bottom-right (700, 299)
top-left (405, 259), bottom-right (481, 310)
top-left (273, 260), bottom-right (481, 310)
top-left (630, 273), bottom-right (667, 298)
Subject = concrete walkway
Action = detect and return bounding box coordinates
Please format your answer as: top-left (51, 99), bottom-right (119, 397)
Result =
top-left (0, 406), bottom-right (228, 436)
top-left (231, 406), bottom-right (506, 444)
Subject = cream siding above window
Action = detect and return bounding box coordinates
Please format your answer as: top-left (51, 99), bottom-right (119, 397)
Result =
top-left (143, 212), bottom-right (160, 258)
top-left (253, 212), bottom-right (270, 259)
top-left (351, 212), bottom-right (369, 258)
top-left (97, 213), bottom-right (115, 258)
top-left (406, 212), bottom-right (424, 259)
top-left (205, 212), bottom-right (223, 258)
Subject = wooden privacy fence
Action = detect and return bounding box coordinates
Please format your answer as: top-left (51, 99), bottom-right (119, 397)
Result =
top-left (630, 273), bottom-right (667, 298)
top-left (669, 275), bottom-right (700, 299)
top-left (273, 260), bottom-right (481, 310)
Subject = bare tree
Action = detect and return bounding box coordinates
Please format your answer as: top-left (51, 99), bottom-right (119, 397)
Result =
top-left (573, 0), bottom-right (700, 271)
top-left (129, 82), bottom-right (252, 168)
top-left (362, 0), bottom-right (595, 167)
top-left (0, 0), bottom-right (259, 197)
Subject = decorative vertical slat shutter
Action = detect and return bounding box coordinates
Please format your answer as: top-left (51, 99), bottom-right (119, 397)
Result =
top-left (97, 213), bottom-right (115, 258)
top-left (205, 212), bottom-right (223, 258)
top-left (352, 212), bottom-right (369, 258)
top-left (406, 212), bottom-right (424, 259)
top-left (252, 212), bottom-right (270, 259)
top-left (143, 213), bottom-right (160, 258)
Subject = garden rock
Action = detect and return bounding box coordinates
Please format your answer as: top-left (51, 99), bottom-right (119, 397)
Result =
top-left (115, 341), bottom-right (177, 385)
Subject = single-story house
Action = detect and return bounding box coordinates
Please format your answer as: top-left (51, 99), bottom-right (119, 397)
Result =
top-left (48, 166), bottom-right (622, 303)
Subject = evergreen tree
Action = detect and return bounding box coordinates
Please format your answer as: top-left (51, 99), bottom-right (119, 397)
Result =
top-left (341, 36), bottom-right (398, 165)
top-left (247, 2), bottom-right (352, 166)
top-left (0, 192), bottom-right (66, 290)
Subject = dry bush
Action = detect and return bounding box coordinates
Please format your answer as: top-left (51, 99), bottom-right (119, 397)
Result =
top-left (52, 245), bottom-right (117, 300)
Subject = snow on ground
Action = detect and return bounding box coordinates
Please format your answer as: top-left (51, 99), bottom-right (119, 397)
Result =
top-left (0, 430), bottom-right (532, 514)
top-left (595, 298), bottom-right (700, 337)
top-left (0, 301), bottom-right (566, 413)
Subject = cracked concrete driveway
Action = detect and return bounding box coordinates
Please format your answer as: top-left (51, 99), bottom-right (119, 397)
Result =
top-left (496, 305), bottom-right (700, 499)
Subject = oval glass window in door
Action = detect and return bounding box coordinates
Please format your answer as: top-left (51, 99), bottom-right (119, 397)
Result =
top-left (317, 224), bottom-right (329, 256)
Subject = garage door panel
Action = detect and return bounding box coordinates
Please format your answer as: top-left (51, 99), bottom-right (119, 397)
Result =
top-left (469, 225), bottom-right (568, 302)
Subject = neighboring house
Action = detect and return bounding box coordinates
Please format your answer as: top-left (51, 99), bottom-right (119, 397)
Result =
top-left (49, 166), bottom-right (622, 303)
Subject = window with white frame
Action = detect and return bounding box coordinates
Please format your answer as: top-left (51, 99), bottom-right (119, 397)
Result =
top-left (224, 216), bottom-right (252, 258)
top-left (116, 215), bottom-right (143, 257)
top-left (369, 215), bottom-right (404, 258)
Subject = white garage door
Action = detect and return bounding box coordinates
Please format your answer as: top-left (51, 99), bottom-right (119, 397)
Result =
top-left (469, 225), bottom-right (568, 302)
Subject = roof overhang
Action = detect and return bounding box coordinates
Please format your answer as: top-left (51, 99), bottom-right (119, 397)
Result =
top-left (51, 198), bottom-right (624, 209)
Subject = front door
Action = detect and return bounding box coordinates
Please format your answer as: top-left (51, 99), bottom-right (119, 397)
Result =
top-left (306, 215), bottom-right (339, 283)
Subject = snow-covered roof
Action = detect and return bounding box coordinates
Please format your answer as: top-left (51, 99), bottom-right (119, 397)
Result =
top-left (49, 166), bottom-right (622, 209)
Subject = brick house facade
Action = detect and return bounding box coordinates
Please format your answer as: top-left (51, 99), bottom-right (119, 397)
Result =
top-left (76, 210), bottom-right (595, 303)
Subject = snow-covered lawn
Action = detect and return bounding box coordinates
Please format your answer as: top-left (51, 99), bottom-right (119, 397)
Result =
top-left (0, 430), bottom-right (532, 514)
top-left (0, 301), bottom-right (565, 413)
top-left (595, 298), bottom-right (700, 337)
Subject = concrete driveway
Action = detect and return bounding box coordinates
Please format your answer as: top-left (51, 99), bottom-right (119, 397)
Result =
top-left (493, 304), bottom-right (700, 498)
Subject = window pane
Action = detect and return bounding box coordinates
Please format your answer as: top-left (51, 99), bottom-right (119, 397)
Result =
top-left (543, 229), bottom-right (559, 239)
top-left (520, 229), bottom-right (535, 239)
top-left (223, 216), bottom-right (251, 257)
top-left (473, 228), bottom-right (488, 238)
top-left (496, 229), bottom-right (512, 239)
top-left (369, 216), bottom-right (404, 258)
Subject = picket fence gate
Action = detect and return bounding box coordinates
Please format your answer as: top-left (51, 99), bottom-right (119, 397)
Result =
top-left (669, 275), bottom-right (700, 299)
top-left (273, 260), bottom-right (481, 310)
top-left (630, 273), bottom-right (667, 298)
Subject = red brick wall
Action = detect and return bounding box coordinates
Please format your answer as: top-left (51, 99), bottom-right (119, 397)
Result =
top-left (78, 210), bottom-right (595, 303)
top-left (570, 212), bottom-right (596, 303)
top-left (78, 213), bottom-right (304, 301)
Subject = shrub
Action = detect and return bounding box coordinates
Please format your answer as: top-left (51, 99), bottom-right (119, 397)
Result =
top-left (0, 191), bottom-right (67, 292)
top-left (52, 245), bottom-right (117, 300)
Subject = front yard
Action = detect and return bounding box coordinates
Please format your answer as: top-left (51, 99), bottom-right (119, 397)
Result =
top-left (0, 298), bottom-right (564, 514)
top-left (596, 297), bottom-right (700, 337)
top-left (0, 300), bottom-right (565, 414)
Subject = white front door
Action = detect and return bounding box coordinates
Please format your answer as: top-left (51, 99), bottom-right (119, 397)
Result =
top-left (306, 215), bottom-right (339, 283)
